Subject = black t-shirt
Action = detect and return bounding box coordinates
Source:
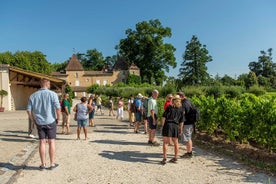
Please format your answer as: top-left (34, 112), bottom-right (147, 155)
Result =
top-left (162, 105), bottom-right (184, 124)
top-left (182, 99), bottom-right (194, 125)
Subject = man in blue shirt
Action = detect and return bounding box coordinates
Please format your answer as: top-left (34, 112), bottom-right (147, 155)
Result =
top-left (27, 78), bottom-right (61, 170)
top-left (134, 93), bottom-right (143, 133)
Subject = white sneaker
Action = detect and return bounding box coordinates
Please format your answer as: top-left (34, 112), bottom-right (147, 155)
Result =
top-left (28, 134), bottom-right (35, 138)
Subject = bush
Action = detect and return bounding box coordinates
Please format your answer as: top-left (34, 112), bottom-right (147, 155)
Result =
top-left (246, 85), bottom-right (266, 96)
top-left (180, 86), bottom-right (204, 97)
top-left (205, 85), bottom-right (224, 98)
top-left (224, 86), bottom-right (245, 98)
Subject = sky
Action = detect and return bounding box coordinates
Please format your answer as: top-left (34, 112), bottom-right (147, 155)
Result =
top-left (1, 0), bottom-right (276, 79)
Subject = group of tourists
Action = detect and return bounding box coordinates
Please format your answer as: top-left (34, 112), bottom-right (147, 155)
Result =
top-left (26, 78), bottom-right (196, 170)
top-left (128, 90), bottom-right (196, 165)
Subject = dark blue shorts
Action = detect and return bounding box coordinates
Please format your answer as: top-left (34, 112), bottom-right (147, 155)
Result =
top-left (147, 114), bottom-right (157, 130)
top-left (89, 110), bottom-right (95, 119)
top-left (135, 111), bottom-right (142, 122)
top-left (37, 121), bottom-right (56, 139)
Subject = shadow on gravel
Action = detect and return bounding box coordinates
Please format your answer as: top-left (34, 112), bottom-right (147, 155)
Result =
top-left (92, 139), bottom-right (148, 146)
top-left (3, 130), bottom-right (27, 134)
top-left (0, 162), bottom-right (24, 171)
top-left (0, 138), bottom-right (35, 143)
top-left (99, 150), bottom-right (161, 164)
top-left (93, 130), bottom-right (130, 134)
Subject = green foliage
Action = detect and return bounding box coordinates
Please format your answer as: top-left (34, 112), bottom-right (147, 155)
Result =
top-left (246, 85), bottom-right (266, 96)
top-left (205, 85), bottom-right (225, 98)
top-left (0, 51), bottom-right (52, 74)
top-left (224, 86), bottom-right (245, 98)
top-left (0, 89), bottom-right (8, 107)
top-left (126, 74), bottom-right (141, 85)
top-left (118, 19), bottom-right (176, 84)
top-left (87, 84), bottom-right (100, 94)
top-left (179, 85), bottom-right (205, 97)
top-left (194, 94), bottom-right (276, 151)
top-left (77, 49), bottom-right (105, 71)
top-left (178, 35), bottom-right (212, 85)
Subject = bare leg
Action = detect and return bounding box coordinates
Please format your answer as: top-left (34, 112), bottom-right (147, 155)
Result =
top-left (163, 137), bottom-right (169, 159)
top-left (39, 139), bottom-right (46, 166)
top-left (84, 127), bottom-right (88, 140)
top-left (143, 120), bottom-right (148, 133)
top-left (77, 127), bottom-right (81, 139)
top-left (186, 140), bottom-right (193, 152)
top-left (48, 139), bottom-right (56, 166)
top-left (172, 138), bottom-right (179, 158)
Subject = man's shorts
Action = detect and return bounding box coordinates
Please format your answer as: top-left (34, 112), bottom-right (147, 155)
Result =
top-left (135, 111), bottom-right (142, 122)
top-left (37, 121), bottom-right (56, 139)
top-left (147, 114), bottom-right (157, 130)
top-left (183, 124), bottom-right (194, 142)
top-left (77, 119), bottom-right (88, 127)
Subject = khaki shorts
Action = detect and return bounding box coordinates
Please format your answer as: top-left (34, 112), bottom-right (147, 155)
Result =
top-left (62, 112), bottom-right (70, 124)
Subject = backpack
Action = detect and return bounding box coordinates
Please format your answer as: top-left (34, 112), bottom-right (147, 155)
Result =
top-left (61, 100), bottom-right (65, 112)
top-left (183, 100), bottom-right (200, 123)
top-left (143, 98), bottom-right (149, 116)
top-left (130, 99), bottom-right (137, 113)
top-left (187, 106), bottom-right (200, 123)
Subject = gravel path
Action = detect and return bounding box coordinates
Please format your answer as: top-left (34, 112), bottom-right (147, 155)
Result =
top-left (9, 108), bottom-right (276, 184)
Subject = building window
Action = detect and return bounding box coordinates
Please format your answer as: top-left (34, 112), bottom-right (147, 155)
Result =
top-left (86, 78), bottom-right (89, 82)
top-left (103, 80), bottom-right (108, 85)
top-left (75, 72), bottom-right (78, 78)
top-left (96, 80), bottom-right (100, 85)
top-left (75, 80), bottom-right (79, 86)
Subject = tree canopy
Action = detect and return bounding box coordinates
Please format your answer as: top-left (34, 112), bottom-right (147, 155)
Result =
top-left (178, 35), bottom-right (212, 85)
top-left (0, 51), bottom-right (52, 74)
top-left (118, 19), bottom-right (176, 85)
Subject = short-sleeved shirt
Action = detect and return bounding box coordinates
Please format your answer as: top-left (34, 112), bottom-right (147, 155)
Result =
top-left (135, 98), bottom-right (142, 111)
top-left (62, 99), bottom-right (71, 113)
top-left (147, 97), bottom-right (158, 117)
top-left (27, 88), bottom-right (60, 125)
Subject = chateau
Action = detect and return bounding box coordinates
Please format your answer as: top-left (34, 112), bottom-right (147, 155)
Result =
top-left (52, 54), bottom-right (140, 97)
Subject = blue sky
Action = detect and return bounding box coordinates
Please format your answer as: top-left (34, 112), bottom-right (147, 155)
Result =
top-left (1, 0), bottom-right (276, 78)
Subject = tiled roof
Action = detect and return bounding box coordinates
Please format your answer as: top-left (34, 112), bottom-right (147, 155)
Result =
top-left (65, 54), bottom-right (84, 71)
top-left (113, 57), bottom-right (130, 70)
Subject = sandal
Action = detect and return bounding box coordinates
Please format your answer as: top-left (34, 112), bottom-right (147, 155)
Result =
top-left (161, 158), bottom-right (167, 165)
top-left (169, 158), bottom-right (178, 163)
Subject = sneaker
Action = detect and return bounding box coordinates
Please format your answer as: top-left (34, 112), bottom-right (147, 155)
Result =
top-left (28, 134), bottom-right (35, 138)
top-left (180, 152), bottom-right (193, 158)
top-left (148, 140), bottom-right (153, 144)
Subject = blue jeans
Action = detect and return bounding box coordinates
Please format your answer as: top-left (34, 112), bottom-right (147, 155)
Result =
top-left (77, 119), bottom-right (88, 127)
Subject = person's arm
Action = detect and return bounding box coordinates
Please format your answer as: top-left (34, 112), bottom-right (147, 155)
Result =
top-left (179, 122), bottom-right (184, 135)
top-left (27, 110), bottom-right (36, 125)
top-left (87, 104), bottom-right (93, 114)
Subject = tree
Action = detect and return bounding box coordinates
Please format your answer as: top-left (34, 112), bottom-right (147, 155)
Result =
top-left (118, 19), bottom-right (176, 85)
top-left (0, 51), bottom-right (52, 74)
top-left (78, 49), bottom-right (105, 71)
top-left (178, 35), bottom-right (212, 85)
top-left (249, 48), bottom-right (276, 77)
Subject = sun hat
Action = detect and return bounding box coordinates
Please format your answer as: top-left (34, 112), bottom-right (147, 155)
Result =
top-left (137, 93), bottom-right (143, 98)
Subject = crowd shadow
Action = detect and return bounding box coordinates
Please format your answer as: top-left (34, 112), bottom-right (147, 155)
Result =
top-left (0, 162), bottom-right (38, 171)
top-left (92, 139), bottom-right (148, 146)
top-left (99, 150), bottom-right (161, 164)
